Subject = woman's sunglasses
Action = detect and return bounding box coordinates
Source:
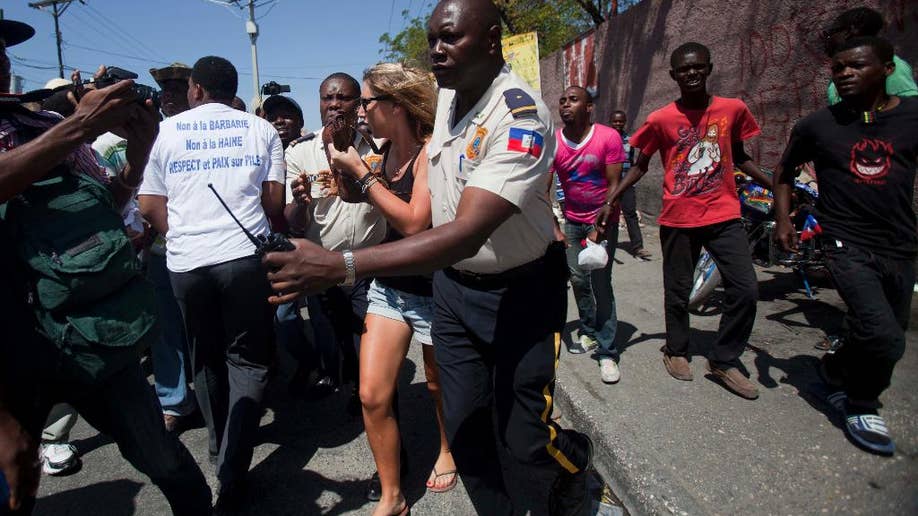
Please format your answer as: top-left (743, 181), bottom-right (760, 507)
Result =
top-left (360, 95), bottom-right (393, 109)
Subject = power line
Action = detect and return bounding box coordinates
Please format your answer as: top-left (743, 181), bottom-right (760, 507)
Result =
top-left (10, 57), bottom-right (60, 71)
top-left (257, 0), bottom-right (280, 20)
top-left (202, 0), bottom-right (244, 19)
top-left (387, 0), bottom-right (396, 34)
top-left (28, 0), bottom-right (76, 78)
top-left (63, 42), bottom-right (171, 66)
top-left (81, 2), bottom-right (165, 62)
top-left (68, 7), bottom-right (160, 64)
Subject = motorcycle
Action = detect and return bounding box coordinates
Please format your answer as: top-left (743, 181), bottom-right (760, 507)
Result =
top-left (687, 171), bottom-right (823, 310)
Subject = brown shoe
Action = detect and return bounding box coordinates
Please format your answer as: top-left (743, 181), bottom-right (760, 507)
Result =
top-left (707, 363), bottom-right (759, 399)
top-left (661, 347), bottom-right (693, 381)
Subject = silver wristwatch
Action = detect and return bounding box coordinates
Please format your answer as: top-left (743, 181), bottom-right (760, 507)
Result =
top-left (340, 250), bottom-right (356, 287)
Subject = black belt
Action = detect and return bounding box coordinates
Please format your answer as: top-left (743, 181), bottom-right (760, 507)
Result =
top-left (444, 241), bottom-right (566, 290)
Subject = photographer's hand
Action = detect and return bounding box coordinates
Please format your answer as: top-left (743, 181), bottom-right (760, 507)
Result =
top-left (71, 80), bottom-right (138, 140)
top-left (121, 100), bottom-right (160, 176)
top-left (109, 99), bottom-right (160, 209)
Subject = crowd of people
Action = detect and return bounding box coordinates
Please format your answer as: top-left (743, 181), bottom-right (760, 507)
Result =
top-left (0, 1), bottom-right (914, 515)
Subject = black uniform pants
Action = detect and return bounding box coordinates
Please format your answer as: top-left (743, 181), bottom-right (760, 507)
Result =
top-left (432, 243), bottom-right (589, 515)
top-left (169, 255), bottom-right (275, 490)
top-left (660, 220), bottom-right (758, 367)
top-left (822, 241), bottom-right (913, 405)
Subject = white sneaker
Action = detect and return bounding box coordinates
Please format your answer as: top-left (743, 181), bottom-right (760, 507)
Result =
top-left (599, 358), bottom-right (621, 384)
top-left (580, 334), bottom-right (599, 353)
top-left (40, 443), bottom-right (80, 476)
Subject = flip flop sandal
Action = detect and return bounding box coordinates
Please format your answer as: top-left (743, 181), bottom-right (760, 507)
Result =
top-left (427, 467), bottom-right (458, 493)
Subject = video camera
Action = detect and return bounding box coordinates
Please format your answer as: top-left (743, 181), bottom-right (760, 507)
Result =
top-left (261, 81), bottom-right (290, 96)
top-left (88, 66), bottom-right (161, 109)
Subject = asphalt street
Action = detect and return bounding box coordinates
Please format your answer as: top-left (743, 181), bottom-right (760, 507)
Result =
top-left (32, 222), bottom-right (917, 515)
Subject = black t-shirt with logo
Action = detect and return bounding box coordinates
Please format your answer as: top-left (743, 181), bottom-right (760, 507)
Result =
top-left (779, 96), bottom-right (918, 259)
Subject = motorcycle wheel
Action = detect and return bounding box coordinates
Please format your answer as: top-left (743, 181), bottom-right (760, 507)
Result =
top-left (688, 248), bottom-right (722, 310)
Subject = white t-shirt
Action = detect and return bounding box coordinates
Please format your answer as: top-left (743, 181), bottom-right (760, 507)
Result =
top-left (139, 102), bottom-right (285, 272)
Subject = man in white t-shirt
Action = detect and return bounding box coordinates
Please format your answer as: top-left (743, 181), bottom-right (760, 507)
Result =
top-left (138, 55), bottom-right (285, 512)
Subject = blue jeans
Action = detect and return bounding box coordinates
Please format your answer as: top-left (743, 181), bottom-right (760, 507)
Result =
top-left (146, 253), bottom-right (194, 416)
top-left (563, 220), bottom-right (618, 358)
top-left (275, 300), bottom-right (307, 361)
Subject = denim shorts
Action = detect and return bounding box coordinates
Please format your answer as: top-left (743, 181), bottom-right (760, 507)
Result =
top-left (366, 279), bottom-right (434, 345)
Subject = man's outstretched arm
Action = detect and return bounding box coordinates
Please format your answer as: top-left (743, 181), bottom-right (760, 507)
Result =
top-left (263, 186), bottom-right (517, 304)
top-left (0, 81), bottom-right (140, 203)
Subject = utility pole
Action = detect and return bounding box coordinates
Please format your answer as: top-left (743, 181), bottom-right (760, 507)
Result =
top-left (28, 0), bottom-right (76, 79)
top-left (245, 0), bottom-right (261, 109)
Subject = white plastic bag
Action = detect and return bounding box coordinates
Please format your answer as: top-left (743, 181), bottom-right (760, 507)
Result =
top-left (578, 239), bottom-right (608, 270)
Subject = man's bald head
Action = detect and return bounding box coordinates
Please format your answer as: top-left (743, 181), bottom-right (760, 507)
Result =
top-left (428, 0), bottom-right (504, 92)
top-left (432, 0), bottom-right (501, 29)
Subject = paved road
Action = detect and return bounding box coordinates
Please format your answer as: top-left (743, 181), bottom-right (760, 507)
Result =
top-left (34, 222), bottom-right (916, 515)
top-left (554, 223), bottom-right (917, 516)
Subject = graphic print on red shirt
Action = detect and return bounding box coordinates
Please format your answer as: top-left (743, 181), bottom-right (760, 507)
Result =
top-left (630, 96), bottom-right (761, 228)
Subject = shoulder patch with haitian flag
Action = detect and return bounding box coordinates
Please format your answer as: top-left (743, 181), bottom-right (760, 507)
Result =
top-left (503, 88), bottom-right (537, 118)
top-left (507, 127), bottom-right (543, 158)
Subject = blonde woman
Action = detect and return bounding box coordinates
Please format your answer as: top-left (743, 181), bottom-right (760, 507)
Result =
top-left (327, 63), bottom-right (453, 516)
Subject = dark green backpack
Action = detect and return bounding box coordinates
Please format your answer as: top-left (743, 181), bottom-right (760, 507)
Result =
top-left (0, 162), bottom-right (158, 382)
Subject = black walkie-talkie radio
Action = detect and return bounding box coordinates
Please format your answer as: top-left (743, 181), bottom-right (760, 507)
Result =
top-left (208, 183), bottom-right (295, 256)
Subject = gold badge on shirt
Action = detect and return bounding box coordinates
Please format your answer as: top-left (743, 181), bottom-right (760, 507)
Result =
top-left (466, 126), bottom-right (488, 160)
top-left (365, 154), bottom-right (384, 176)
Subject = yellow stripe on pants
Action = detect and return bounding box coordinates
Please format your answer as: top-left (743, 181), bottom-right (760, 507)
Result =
top-left (542, 332), bottom-right (579, 474)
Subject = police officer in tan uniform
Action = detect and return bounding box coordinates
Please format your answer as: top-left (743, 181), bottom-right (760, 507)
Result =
top-left (265, 1), bottom-right (592, 514)
top-left (283, 72), bottom-right (386, 398)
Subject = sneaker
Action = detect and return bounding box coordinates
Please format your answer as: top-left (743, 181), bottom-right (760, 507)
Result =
top-left (548, 433), bottom-right (593, 516)
top-left (661, 347), bottom-right (693, 381)
top-left (599, 358), bottom-right (620, 384)
top-left (40, 443), bottom-right (81, 476)
top-left (845, 412), bottom-right (895, 456)
top-left (706, 362), bottom-right (759, 400)
top-left (633, 247), bottom-right (652, 261)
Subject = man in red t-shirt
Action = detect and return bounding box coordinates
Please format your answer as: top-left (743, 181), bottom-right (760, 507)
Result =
top-left (608, 42), bottom-right (772, 400)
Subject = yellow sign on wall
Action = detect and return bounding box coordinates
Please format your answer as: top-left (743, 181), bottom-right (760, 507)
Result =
top-left (502, 32), bottom-right (541, 92)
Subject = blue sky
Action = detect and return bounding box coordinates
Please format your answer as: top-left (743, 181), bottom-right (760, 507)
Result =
top-left (3, 0), bottom-right (434, 129)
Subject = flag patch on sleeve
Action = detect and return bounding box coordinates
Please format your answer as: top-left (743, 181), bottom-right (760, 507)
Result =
top-left (507, 127), bottom-right (543, 158)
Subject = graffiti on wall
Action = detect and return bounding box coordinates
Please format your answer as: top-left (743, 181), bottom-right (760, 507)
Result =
top-left (735, 0), bottom-right (916, 165)
top-left (562, 29), bottom-right (598, 97)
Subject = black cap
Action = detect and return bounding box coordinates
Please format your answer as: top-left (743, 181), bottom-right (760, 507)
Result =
top-left (262, 95), bottom-right (303, 121)
top-left (0, 19), bottom-right (36, 47)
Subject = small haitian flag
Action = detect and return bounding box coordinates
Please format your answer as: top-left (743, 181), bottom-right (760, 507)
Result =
top-left (799, 214), bottom-right (823, 242)
top-left (507, 127), bottom-right (543, 158)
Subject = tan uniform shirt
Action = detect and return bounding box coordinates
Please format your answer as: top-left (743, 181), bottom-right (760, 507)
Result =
top-left (285, 131), bottom-right (387, 251)
top-left (428, 66), bottom-right (556, 274)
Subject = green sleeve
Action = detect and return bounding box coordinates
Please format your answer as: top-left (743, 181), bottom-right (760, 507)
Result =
top-left (888, 55), bottom-right (918, 98)
top-left (827, 81), bottom-right (841, 105)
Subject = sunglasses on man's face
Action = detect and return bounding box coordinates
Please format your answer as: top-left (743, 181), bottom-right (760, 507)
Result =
top-left (359, 95), bottom-right (392, 110)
